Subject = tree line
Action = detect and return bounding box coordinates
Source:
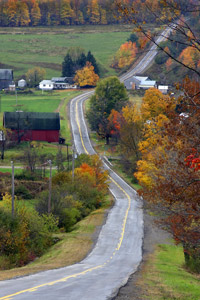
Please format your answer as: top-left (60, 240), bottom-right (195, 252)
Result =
top-left (87, 75), bottom-right (200, 273)
top-left (0, 0), bottom-right (118, 27)
top-left (0, 0), bottom-right (187, 27)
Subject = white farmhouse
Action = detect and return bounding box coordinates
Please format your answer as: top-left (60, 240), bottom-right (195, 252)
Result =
top-left (39, 80), bottom-right (54, 91)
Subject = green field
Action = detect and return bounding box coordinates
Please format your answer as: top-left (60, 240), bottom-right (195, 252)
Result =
top-left (0, 25), bottom-right (132, 79)
top-left (0, 89), bottom-right (81, 165)
top-left (0, 89), bottom-right (80, 124)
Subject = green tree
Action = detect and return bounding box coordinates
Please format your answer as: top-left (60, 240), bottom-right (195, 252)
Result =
top-left (25, 67), bottom-right (46, 87)
top-left (127, 32), bottom-right (138, 45)
top-left (87, 50), bottom-right (99, 75)
top-left (77, 52), bottom-right (87, 68)
top-left (62, 53), bottom-right (74, 77)
top-left (87, 76), bottom-right (128, 144)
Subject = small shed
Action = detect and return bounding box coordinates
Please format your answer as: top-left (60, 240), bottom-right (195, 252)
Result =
top-left (158, 85), bottom-right (169, 94)
top-left (3, 112), bottom-right (60, 143)
top-left (39, 80), bottom-right (54, 91)
top-left (18, 79), bottom-right (27, 88)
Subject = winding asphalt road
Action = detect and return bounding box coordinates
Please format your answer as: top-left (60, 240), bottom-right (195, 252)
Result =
top-left (0, 26), bottom-right (172, 300)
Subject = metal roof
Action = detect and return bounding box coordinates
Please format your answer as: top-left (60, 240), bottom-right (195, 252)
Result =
top-left (0, 69), bottom-right (13, 80)
top-left (4, 112), bottom-right (60, 130)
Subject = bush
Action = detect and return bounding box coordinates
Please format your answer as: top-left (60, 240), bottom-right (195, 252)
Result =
top-left (155, 52), bottom-right (168, 65)
top-left (0, 206), bottom-right (55, 269)
top-left (14, 185), bottom-right (32, 199)
top-left (61, 208), bottom-right (81, 232)
top-left (15, 170), bottom-right (40, 181)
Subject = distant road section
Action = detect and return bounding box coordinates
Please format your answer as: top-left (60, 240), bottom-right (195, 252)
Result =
top-left (0, 26), bottom-right (171, 300)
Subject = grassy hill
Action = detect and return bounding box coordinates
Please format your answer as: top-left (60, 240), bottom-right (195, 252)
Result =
top-left (0, 25), bottom-right (132, 80)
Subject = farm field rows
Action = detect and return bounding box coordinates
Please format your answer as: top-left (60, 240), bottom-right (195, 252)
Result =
top-left (0, 25), bottom-right (132, 79)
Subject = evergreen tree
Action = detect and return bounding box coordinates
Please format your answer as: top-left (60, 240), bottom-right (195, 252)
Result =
top-left (62, 53), bottom-right (74, 77)
top-left (77, 52), bottom-right (87, 68)
top-left (87, 51), bottom-right (99, 75)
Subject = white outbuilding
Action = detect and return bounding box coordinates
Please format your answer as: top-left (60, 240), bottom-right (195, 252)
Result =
top-left (39, 80), bottom-right (54, 91)
top-left (158, 85), bottom-right (169, 94)
top-left (18, 79), bottom-right (27, 88)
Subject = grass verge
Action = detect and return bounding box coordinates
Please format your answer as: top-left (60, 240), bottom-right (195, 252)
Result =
top-left (137, 244), bottom-right (200, 300)
top-left (0, 203), bottom-right (111, 281)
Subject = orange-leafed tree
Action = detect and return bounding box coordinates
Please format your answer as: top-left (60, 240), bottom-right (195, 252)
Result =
top-left (112, 41), bottom-right (138, 70)
top-left (179, 46), bottom-right (200, 70)
top-left (87, 0), bottom-right (100, 25)
top-left (74, 62), bottom-right (99, 87)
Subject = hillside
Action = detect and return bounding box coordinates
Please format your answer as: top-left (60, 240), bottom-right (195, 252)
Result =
top-left (0, 25), bottom-right (132, 80)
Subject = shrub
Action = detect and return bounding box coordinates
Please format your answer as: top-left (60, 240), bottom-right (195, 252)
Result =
top-left (0, 204), bottom-right (56, 269)
top-left (61, 208), bottom-right (81, 232)
top-left (14, 185), bottom-right (32, 199)
top-left (15, 170), bottom-right (40, 181)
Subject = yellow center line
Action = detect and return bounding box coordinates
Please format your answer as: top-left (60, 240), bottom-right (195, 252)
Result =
top-left (0, 95), bottom-right (132, 300)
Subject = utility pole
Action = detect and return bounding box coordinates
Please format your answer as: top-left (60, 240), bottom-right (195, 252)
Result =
top-left (11, 161), bottom-right (14, 217)
top-left (72, 144), bottom-right (75, 181)
top-left (66, 143), bottom-right (69, 170)
top-left (48, 160), bottom-right (52, 214)
top-left (15, 89), bottom-right (18, 106)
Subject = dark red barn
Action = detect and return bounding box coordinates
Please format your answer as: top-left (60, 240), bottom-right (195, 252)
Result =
top-left (3, 112), bottom-right (60, 143)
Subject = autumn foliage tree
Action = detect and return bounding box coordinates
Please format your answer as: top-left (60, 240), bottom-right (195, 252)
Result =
top-left (116, 0), bottom-right (200, 78)
top-left (87, 76), bottom-right (128, 144)
top-left (74, 62), bottom-right (99, 87)
top-left (134, 79), bottom-right (200, 272)
top-left (112, 41), bottom-right (138, 70)
top-left (118, 104), bottom-right (143, 173)
top-left (25, 67), bottom-right (46, 87)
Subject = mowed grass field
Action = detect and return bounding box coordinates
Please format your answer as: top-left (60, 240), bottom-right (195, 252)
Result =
top-left (0, 25), bottom-right (132, 79)
top-left (0, 89), bottom-right (80, 124)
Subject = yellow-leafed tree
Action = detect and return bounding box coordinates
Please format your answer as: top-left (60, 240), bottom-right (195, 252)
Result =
top-left (74, 62), bottom-right (99, 87)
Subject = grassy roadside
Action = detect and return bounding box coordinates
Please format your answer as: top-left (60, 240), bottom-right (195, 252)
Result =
top-left (137, 244), bottom-right (200, 300)
top-left (0, 200), bottom-right (111, 281)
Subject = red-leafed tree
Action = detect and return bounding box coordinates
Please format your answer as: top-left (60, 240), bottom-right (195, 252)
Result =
top-left (107, 109), bottom-right (122, 142)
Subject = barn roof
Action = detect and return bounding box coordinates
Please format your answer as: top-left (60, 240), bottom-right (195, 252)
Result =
top-left (0, 69), bottom-right (13, 80)
top-left (4, 112), bottom-right (60, 130)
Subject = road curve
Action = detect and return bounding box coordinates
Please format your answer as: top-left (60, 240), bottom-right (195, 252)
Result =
top-left (0, 27), bottom-right (171, 300)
